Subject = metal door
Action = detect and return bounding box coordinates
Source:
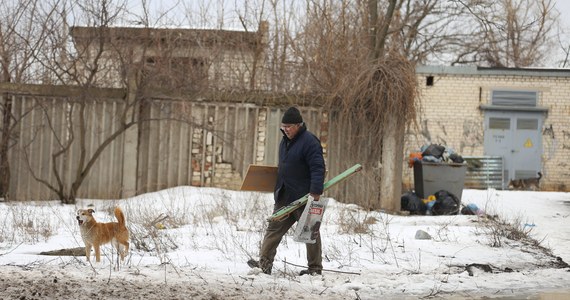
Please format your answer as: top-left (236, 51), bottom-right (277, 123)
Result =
top-left (484, 111), bottom-right (542, 187)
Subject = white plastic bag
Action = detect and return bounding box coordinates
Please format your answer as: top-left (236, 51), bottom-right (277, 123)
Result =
top-left (293, 196), bottom-right (328, 244)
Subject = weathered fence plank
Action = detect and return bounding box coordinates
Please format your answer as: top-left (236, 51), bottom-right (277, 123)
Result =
top-left (2, 84), bottom-right (331, 202)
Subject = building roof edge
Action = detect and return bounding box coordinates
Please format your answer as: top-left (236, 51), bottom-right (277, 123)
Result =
top-left (416, 65), bottom-right (570, 77)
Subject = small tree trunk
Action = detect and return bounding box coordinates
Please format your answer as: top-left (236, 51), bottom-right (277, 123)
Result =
top-left (0, 95), bottom-right (12, 199)
top-left (379, 112), bottom-right (404, 211)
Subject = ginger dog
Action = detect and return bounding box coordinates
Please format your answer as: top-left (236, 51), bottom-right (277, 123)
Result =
top-left (76, 207), bottom-right (129, 263)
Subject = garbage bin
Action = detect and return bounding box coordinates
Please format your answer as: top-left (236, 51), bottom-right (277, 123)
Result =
top-left (413, 161), bottom-right (467, 201)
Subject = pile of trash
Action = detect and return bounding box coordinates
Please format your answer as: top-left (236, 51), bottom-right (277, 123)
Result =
top-left (401, 189), bottom-right (484, 216)
top-left (403, 143), bottom-right (481, 216)
top-left (408, 143), bottom-right (465, 167)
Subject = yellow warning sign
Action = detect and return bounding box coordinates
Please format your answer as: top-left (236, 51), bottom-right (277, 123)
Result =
top-left (524, 138), bottom-right (533, 148)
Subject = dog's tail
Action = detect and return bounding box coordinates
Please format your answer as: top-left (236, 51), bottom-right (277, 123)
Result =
top-left (114, 207), bottom-right (126, 226)
top-left (537, 172), bottom-right (543, 179)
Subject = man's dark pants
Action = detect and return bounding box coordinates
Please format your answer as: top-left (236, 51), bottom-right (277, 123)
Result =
top-left (258, 189), bottom-right (322, 274)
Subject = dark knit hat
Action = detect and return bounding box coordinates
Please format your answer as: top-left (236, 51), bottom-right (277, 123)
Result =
top-left (281, 107), bottom-right (303, 124)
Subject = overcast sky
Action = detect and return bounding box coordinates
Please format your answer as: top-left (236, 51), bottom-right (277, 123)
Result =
top-left (552, 0), bottom-right (570, 66)
top-left (556, 0), bottom-right (570, 21)
top-left (99, 0), bottom-right (570, 68)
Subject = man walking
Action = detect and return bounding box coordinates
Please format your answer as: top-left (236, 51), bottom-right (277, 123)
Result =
top-left (248, 106), bottom-right (326, 276)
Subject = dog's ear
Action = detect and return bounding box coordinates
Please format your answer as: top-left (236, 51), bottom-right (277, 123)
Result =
top-left (88, 208), bottom-right (95, 214)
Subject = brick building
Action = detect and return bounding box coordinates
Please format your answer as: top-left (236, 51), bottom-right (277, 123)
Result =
top-left (69, 23), bottom-right (268, 91)
top-left (405, 65), bottom-right (570, 191)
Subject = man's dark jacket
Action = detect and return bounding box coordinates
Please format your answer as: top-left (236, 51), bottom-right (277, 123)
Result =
top-left (274, 124), bottom-right (325, 204)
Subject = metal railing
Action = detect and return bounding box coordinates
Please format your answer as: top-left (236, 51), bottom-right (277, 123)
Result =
top-left (463, 156), bottom-right (504, 190)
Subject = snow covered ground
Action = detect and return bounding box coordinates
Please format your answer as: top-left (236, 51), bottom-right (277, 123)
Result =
top-left (0, 187), bottom-right (569, 299)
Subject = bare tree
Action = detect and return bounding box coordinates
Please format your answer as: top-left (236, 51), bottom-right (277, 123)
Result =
top-left (451, 0), bottom-right (557, 67)
top-left (22, 0), bottom-right (206, 203)
top-left (554, 9), bottom-right (570, 68)
top-left (277, 0), bottom-right (417, 210)
top-left (0, 0), bottom-right (65, 198)
top-left (6, 0), bottom-right (266, 203)
top-left (5, 0), bottom-right (559, 205)
top-left (558, 40), bottom-right (570, 68)
top-left (21, 0), bottom-right (131, 203)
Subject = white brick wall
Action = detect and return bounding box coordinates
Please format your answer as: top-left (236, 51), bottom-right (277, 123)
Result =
top-left (405, 69), bottom-right (570, 191)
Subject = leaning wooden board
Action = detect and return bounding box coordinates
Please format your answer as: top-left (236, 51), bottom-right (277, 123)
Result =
top-left (240, 165), bottom-right (278, 192)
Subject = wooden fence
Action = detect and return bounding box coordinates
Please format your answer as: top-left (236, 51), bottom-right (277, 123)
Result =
top-left (1, 84), bottom-right (328, 201)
